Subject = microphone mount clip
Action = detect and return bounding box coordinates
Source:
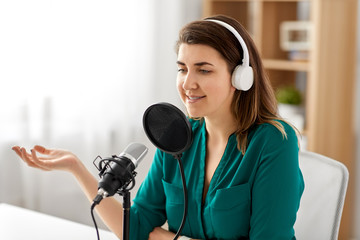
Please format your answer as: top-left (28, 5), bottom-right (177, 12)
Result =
top-left (93, 155), bottom-right (137, 194)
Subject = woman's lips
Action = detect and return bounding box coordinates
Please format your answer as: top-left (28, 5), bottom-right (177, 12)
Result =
top-left (186, 95), bottom-right (205, 103)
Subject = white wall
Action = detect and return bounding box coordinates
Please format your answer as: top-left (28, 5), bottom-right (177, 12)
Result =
top-left (0, 0), bottom-right (202, 230)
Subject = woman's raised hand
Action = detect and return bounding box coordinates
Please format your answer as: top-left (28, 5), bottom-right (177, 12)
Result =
top-left (12, 145), bottom-right (82, 174)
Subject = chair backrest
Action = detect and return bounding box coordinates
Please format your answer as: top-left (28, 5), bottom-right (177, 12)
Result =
top-left (294, 151), bottom-right (349, 240)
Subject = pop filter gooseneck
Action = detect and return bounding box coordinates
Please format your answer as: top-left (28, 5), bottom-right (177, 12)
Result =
top-left (143, 102), bottom-right (193, 240)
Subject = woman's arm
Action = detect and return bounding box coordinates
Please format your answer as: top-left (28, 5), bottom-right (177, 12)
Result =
top-left (148, 227), bottom-right (201, 240)
top-left (12, 145), bottom-right (124, 238)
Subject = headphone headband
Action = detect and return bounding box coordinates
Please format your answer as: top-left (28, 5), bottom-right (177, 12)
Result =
top-left (205, 18), bottom-right (254, 91)
top-left (206, 19), bottom-right (250, 67)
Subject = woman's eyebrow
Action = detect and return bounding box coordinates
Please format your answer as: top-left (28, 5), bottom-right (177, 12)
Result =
top-left (194, 62), bottom-right (214, 66)
top-left (176, 61), bottom-right (214, 66)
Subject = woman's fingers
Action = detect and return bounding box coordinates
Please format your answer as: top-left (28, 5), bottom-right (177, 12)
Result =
top-left (12, 146), bottom-right (22, 158)
top-left (21, 147), bottom-right (42, 169)
top-left (12, 145), bottom-right (75, 172)
top-left (20, 147), bottom-right (32, 162)
top-left (12, 146), bottom-right (30, 163)
top-left (12, 146), bottom-right (50, 171)
top-left (30, 148), bottom-right (51, 171)
top-left (33, 145), bottom-right (52, 155)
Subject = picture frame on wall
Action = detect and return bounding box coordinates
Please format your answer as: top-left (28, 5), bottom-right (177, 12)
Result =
top-left (280, 21), bottom-right (312, 51)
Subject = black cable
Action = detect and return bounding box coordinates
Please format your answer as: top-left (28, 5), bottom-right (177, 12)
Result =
top-left (173, 154), bottom-right (188, 240)
top-left (91, 202), bottom-right (101, 240)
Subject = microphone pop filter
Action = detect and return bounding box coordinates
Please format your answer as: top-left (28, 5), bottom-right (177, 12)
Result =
top-left (143, 102), bottom-right (193, 156)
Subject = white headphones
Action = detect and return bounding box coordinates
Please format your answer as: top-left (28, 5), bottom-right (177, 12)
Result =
top-left (206, 19), bottom-right (254, 91)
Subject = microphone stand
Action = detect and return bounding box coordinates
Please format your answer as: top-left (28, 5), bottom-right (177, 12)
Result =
top-left (119, 171), bottom-right (137, 240)
top-left (121, 190), bottom-right (131, 240)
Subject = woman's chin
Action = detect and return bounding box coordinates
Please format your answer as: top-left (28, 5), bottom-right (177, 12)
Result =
top-left (184, 105), bottom-right (204, 119)
top-left (187, 113), bottom-right (203, 119)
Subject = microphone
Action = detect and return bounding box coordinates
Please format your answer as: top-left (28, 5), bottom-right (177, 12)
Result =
top-left (93, 143), bottom-right (148, 205)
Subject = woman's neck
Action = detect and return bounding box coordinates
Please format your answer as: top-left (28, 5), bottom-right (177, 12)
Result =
top-left (204, 114), bottom-right (237, 143)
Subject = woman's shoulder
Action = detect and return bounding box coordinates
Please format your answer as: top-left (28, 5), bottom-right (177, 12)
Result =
top-left (246, 121), bottom-right (300, 163)
top-left (250, 120), bottom-right (299, 145)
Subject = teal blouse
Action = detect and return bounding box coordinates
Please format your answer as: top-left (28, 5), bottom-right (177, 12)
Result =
top-left (130, 119), bottom-right (304, 239)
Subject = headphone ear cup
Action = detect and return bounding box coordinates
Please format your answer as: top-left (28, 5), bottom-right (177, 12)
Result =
top-left (231, 65), bottom-right (254, 91)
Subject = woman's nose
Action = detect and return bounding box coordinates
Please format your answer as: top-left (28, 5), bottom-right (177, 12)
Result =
top-left (182, 71), bottom-right (197, 90)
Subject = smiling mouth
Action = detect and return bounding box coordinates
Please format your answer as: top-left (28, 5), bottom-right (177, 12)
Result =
top-left (188, 96), bottom-right (203, 100)
top-left (186, 95), bottom-right (205, 102)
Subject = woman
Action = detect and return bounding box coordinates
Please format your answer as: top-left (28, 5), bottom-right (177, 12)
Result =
top-left (13, 15), bottom-right (304, 239)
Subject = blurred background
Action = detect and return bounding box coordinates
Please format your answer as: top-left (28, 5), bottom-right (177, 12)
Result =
top-left (0, 0), bottom-right (360, 239)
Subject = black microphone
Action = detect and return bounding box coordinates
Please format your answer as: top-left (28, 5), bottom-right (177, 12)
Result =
top-left (93, 143), bottom-right (148, 205)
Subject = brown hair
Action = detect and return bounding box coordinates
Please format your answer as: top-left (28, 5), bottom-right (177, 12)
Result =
top-left (176, 15), bottom-right (289, 154)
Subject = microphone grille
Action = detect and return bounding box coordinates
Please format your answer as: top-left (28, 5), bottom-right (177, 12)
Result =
top-left (121, 143), bottom-right (148, 167)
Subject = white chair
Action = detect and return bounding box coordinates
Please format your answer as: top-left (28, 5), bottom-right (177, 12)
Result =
top-left (294, 151), bottom-right (349, 240)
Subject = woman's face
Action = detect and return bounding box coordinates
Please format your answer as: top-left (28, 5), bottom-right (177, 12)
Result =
top-left (176, 43), bottom-right (235, 119)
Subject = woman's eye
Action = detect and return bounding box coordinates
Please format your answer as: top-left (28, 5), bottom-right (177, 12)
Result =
top-left (199, 69), bottom-right (211, 74)
top-left (177, 68), bottom-right (186, 73)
